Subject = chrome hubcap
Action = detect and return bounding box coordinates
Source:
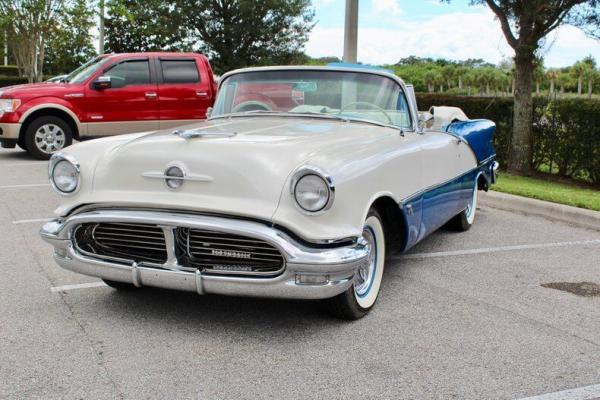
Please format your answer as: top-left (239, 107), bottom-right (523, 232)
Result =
top-left (34, 124), bottom-right (65, 154)
top-left (354, 226), bottom-right (377, 297)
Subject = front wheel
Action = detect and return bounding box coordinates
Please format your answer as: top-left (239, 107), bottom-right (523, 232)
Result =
top-left (326, 209), bottom-right (386, 320)
top-left (24, 116), bottom-right (73, 160)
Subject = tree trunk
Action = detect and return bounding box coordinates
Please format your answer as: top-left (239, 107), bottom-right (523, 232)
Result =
top-left (577, 76), bottom-right (582, 96)
top-left (549, 79), bottom-right (555, 96)
top-left (509, 51), bottom-right (534, 174)
top-left (458, 77), bottom-right (463, 89)
top-left (536, 81), bottom-right (540, 95)
top-left (589, 80), bottom-right (593, 98)
top-left (439, 85), bottom-right (444, 93)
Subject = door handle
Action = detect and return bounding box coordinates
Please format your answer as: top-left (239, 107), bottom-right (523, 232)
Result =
top-left (145, 92), bottom-right (158, 99)
top-left (196, 91), bottom-right (208, 98)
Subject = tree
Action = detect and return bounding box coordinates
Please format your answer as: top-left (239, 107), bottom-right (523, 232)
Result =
top-left (44, 0), bottom-right (96, 76)
top-left (422, 69), bottom-right (439, 93)
top-left (104, 0), bottom-right (188, 53)
top-left (533, 59), bottom-right (545, 95)
top-left (179, 0), bottom-right (315, 74)
top-left (0, 0), bottom-right (63, 82)
top-left (446, 0), bottom-right (600, 174)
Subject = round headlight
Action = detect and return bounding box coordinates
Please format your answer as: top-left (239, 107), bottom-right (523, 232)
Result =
top-left (51, 159), bottom-right (79, 194)
top-left (293, 173), bottom-right (331, 213)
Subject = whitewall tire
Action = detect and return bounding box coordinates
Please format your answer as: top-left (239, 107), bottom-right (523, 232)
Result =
top-left (326, 209), bottom-right (386, 320)
top-left (446, 173), bottom-right (480, 231)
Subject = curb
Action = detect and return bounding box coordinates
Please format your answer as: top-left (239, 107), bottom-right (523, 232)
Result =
top-left (479, 190), bottom-right (600, 231)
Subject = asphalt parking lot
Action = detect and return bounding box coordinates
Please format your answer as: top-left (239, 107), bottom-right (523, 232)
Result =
top-left (1, 146), bottom-right (599, 400)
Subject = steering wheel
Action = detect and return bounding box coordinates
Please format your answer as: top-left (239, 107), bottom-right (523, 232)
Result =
top-left (337, 101), bottom-right (393, 125)
top-left (232, 101), bottom-right (272, 113)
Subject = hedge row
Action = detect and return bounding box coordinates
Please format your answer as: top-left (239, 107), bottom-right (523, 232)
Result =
top-left (0, 75), bottom-right (28, 87)
top-left (0, 65), bottom-right (19, 77)
top-left (416, 94), bottom-right (600, 184)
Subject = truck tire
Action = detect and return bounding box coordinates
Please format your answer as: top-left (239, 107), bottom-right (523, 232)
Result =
top-left (24, 116), bottom-right (73, 160)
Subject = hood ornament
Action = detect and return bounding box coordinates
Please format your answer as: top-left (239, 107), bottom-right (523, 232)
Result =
top-left (173, 129), bottom-right (236, 140)
top-left (142, 162), bottom-right (213, 190)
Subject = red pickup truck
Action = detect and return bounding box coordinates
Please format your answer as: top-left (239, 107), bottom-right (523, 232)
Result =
top-left (0, 52), bottom-right (217, 159)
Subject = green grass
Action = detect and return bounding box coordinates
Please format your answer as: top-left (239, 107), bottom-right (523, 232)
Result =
top-left (492, 173), bottom-right (600, 212)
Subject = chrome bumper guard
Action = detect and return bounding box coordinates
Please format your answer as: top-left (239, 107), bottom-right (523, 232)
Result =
top-left (40, 210), bottom-right (369, 300)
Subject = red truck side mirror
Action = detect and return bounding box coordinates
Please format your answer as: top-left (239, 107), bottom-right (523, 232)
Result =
top-left (93, 76), bottom-right (112, 90)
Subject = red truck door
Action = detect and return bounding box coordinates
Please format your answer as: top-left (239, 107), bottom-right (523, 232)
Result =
top-left (155, 57), bottom-right (213, 129)
top-left (84, 57), bottom-right (159, 136)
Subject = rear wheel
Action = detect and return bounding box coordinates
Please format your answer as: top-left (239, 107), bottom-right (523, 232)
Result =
top-left (102, 279), bottom-right (138, 290)
top-left (445, 175), bottom-right (479, 231)
top-left (326, 209), bottom-right (386, 320)
top-left (24, 116), bottom-right (73, 160)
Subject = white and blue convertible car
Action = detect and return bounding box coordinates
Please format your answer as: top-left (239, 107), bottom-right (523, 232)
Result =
top-left (40, 65), bottom-right (498, 319)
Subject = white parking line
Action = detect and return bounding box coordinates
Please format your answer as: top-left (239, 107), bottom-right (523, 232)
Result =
top-left (50, 282), bottom-right (108, 292)
top-left (517, 383), bottom-right (600, 400)
top-left (0, 183), bottom-right (51, 189)
top-left (12, 217), bottom-right (52, 225)
top-left (396, 239), bottom-right (600, 260)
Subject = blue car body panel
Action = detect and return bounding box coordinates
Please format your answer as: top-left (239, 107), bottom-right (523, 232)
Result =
top-left (398, 119), bottom-right (497, 252)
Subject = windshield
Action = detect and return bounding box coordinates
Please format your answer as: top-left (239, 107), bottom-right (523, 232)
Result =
top-left (212, 69), bottom-right (412, 129)
top-left (65, 56), bottom-right (109, 84)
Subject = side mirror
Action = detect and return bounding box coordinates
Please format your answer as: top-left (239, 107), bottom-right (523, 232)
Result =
top-left (206, 107), bottom-right (213, 118)
top-left (93, 75), bottom-right (112, 90)
top-left (418, 112), bottom-right (434, 131)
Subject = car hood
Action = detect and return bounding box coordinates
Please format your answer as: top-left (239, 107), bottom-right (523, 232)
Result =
top-left (63, 116), bottom-right (397, 221)
top-left (0, 82), bottom-right (77, 98)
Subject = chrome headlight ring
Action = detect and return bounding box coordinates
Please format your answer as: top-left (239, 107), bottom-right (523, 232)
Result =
top-left (49, 153), bottom-right (81, 195)
top-left (290, 165), bottom-right (335, 216)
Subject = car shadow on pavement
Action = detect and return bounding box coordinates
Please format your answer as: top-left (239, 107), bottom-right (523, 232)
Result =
top-left (94, 287), bottom-right (340, 333)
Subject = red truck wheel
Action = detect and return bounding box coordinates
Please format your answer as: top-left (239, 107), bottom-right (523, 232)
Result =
top-left (24, 116), bottom-right (73, 160)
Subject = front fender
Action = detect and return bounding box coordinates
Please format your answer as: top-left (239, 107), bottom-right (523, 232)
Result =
top-left (17, 97), bottom-right (84, 127)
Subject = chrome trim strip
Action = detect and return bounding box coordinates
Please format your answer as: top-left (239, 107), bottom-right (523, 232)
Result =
top-left (141, 172), bottom-right (214, 183)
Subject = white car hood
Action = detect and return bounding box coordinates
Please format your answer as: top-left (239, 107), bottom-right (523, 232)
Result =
top-left (62, 116), bottom-right (396, 221)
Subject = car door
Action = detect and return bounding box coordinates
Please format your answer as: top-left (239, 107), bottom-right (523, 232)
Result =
top-left (84, 57), bottom-right (159, 136)
top-left (155, 57), bottom-right (213, 130)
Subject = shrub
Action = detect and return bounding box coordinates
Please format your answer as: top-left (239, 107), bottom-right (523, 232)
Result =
top-left (0, 65), bottom-right (19, 77)
top-left (416, 94), bottom-right (600, 184)
top-left (0, 75), bottom-right (28, 88)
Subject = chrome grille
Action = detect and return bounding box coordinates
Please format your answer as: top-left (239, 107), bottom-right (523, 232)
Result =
top-left (176, 228), bottom-right (285, 276)
top-left (73, 222), bottom-right (168, 264)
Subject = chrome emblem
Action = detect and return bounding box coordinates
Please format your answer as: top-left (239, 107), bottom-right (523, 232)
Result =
top-left (211, 249), bottom-right (252, 259)
top-left (165, 165), bottom-right (185, 190)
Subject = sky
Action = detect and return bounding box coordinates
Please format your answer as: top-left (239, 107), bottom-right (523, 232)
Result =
top-left (307, 0), bottom-right (600, 67)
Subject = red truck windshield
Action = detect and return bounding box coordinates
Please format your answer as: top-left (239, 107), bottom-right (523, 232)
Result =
top-left (65, 56), bottom-right (109, 84)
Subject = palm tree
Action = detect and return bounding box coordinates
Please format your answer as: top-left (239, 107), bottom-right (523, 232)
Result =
top-left (422, 70), bottom-right (438, 93)
top-left (533, 62), bottom-right (545, 96)
top-left (584, 68), bottom-right (597, 98)
top-left (546, 68), bottom-right (559, 97)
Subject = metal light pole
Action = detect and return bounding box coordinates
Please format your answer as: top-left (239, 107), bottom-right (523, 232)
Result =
top-left (343, 0), bottom-right (358, 63)
top-left (99, 0), bottom-right (105, 54)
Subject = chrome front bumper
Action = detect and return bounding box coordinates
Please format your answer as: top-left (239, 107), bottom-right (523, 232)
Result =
top-left (40, 210), bottom-right (369, 300)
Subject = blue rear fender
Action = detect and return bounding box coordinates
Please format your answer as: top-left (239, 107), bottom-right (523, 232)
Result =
top-left (446, 119), bottom-right (496, 164)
